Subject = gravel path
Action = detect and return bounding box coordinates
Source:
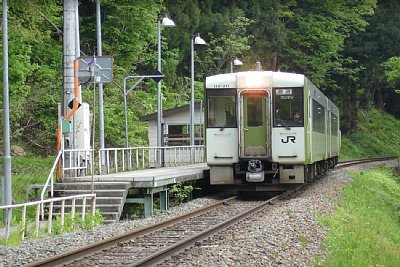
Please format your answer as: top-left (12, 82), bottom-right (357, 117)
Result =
top-left (0, 160), bottom-right (396, 267)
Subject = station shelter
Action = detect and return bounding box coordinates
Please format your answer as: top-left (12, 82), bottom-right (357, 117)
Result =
top-left (139, 102), bottom-right (204, 147)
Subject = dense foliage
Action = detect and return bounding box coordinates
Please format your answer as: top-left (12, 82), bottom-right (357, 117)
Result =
top-left (0, 0), bottom-right (399, 155)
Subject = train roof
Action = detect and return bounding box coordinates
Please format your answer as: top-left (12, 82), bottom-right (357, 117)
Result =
top-left (205, 71), bottom-right (305, 89)
top-left (206, 71), bottom-right (339, 114)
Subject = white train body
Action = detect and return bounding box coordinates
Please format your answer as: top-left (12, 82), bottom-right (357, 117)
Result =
top-left (205, 71), bottom-right (340, 191)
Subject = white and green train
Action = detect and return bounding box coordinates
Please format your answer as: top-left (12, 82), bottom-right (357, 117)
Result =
top-left (205, 71), bottom-right (340, 191)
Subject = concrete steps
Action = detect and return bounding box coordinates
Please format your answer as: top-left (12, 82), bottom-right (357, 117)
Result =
top-left (49, 181), bottom-right (131, 224)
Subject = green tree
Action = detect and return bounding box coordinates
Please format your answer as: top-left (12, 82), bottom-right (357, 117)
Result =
top-left (277, 0), bottom-right (376, 133)
top-left (382, 57), bottom-right (400, 94)
top-left (78, 0), bottom-right (162, 147)
top-left (200, 14), bottom-right (253, 75)
top-left (1, 0), bottom-right (396, 154)
top-left (0, 1), bottom-right (63, 154)
top-left (238, 0), bottom-right (295, 70)
top-left (336, 0), bottom-right (400, 130)
top-left (281, 1), bottom-right (376, 86)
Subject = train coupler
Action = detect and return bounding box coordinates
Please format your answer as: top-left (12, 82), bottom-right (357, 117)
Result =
top-left (246, 160), bottom-right (264, 182)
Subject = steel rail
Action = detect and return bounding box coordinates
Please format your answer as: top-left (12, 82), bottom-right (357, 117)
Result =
top-left (130, 188), bottom-right (301, 266)
top-left (337, 156), bottom-right (396, 169)
top-left (25, 196), bottom-right (237, 267)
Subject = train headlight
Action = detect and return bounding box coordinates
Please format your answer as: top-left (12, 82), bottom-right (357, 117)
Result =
top-left (237, 72), bottom-right (271, 89)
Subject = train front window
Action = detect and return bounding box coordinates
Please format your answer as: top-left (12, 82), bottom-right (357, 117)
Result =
top-left (207, 89), bottom-right (236, 128)
top-left (273, 87), bottom-right (304, 127)
top-left (247, 96), bottom-right (263, 127)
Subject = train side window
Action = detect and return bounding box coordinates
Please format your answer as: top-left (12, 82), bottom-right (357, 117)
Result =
top-left (207, 89), bottom-right (237, 128)
top-left (273, 87), bottom-right (304, 127)
top-left (331, 113), bottom-right (338, 136)
top-left (312, 100), bottom-right (325, 133)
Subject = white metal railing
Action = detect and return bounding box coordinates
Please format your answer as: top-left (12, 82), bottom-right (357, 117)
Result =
top-left (1, 146), bottom-right (204, 241)
top-left (41, 150), bottom-right (62, 201)
top-left (61, 145), bottom-right (204, 176)
top-left (62, 148), bottom-right (93, 176)
top-left (0, 194), bottom-right (96, 242)
top-left (40, 150), bottom-right (62, 220)
top-left (99, 145), bottom-right (205, 174)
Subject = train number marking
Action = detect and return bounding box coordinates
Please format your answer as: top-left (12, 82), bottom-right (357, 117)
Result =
top-left (213, 84), bottom-right (230, 88)
top-left (281, 136), bottom-right (296, 143)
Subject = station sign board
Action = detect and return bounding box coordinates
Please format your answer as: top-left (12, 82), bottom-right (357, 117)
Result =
top-left (77, 56), bottom-right (113, 84)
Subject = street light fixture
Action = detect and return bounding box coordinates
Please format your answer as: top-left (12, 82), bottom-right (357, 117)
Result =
top-left (190, 34), bottom-right (206, 156)
top-left (157, 16), bottom-right (175, 166)
top-left (230, 57), bottom-right (243, 73)
top-left (161, 17), bottom-right (175, 27)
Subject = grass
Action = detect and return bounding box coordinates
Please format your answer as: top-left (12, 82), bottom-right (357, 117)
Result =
top-left (318, 167), bottom-right (400, 266)
top-left (340, 108), bottom-right (400, 160)
top-left (0, 154), bottom-right (106, 246)
top-left (0, 155), bottom-right (55, 202)
top-left (0, 155), bottom-right (55, 222)
top-left (298, 235), bottom-right (310, 246)
top-left (0, 210), bottom-right (104, 246)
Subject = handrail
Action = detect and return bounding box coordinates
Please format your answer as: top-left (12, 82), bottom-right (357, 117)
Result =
top-left (61, 145), bottom-right (205, 176)
top-left (98, 145), bottom-right (205, 173)
top-left (1, 193), bottom-right (96, 242)
top-left (2, 194), bottom-right (96, 209)
top-left (41, 150), bottom-right (63, 202)
top-left (99, 145), bottom-right (204, 151)
top-left (40, 150), bottom-right (63, 219)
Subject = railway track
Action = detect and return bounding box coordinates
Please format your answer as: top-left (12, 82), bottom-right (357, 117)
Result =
top-left (26, 191), bottom-right (298, 267)
top-left (25, 156), bottom-right (395, 267)
top-left (337, 156), bottom-right (395, 169)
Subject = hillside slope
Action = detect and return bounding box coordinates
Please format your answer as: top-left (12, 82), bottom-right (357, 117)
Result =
top-left (340, 108), bottom-right (400, 160)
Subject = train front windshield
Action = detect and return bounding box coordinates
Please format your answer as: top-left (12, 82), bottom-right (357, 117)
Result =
top-left (273, 87), bottom-right (304, 127)
top-left (207, 89), bottom-right (237, 128)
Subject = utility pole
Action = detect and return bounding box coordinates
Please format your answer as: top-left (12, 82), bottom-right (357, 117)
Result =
top-left (63, 0), bottom-right (76, 125)
top-left (75, 1), bottom-right (81, 101)
top-left (97, 0), bottom-right (106, 174)
top-left (62, 0), bottom-right (79, 178)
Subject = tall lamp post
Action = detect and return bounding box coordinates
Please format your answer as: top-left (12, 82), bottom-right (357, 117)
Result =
top-left (157, 16), bottom-right (175, 153)
top-left (2, 0), bottom-right (12, 237)
top-left (230, 57), bottom-right (243, 73)
top-left (190, 34), bottom-right (206, 154)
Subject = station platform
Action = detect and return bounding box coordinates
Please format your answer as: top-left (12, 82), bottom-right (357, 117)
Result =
top-left (67, 163), bottom-right (208, 187)
top-left (56, 163), bottom-right (209, 221)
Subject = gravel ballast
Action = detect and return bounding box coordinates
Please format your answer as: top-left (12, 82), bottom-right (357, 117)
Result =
top-left (0, 161), bottom-right (397, 266)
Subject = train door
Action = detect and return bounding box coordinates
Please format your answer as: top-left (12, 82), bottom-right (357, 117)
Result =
top-left (241, 92), bottom-right (269, 157)
top-left (327, 110), bottom-right (332, 157)
top-left (307, 91), bottom-right (313, 162)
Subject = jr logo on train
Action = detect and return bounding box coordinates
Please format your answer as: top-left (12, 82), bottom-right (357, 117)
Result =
top-left (281, 136), bottom-right (296, 144)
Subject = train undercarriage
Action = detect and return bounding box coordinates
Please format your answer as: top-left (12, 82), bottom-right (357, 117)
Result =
top-left (209, 156), bottom-right (339, 192)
